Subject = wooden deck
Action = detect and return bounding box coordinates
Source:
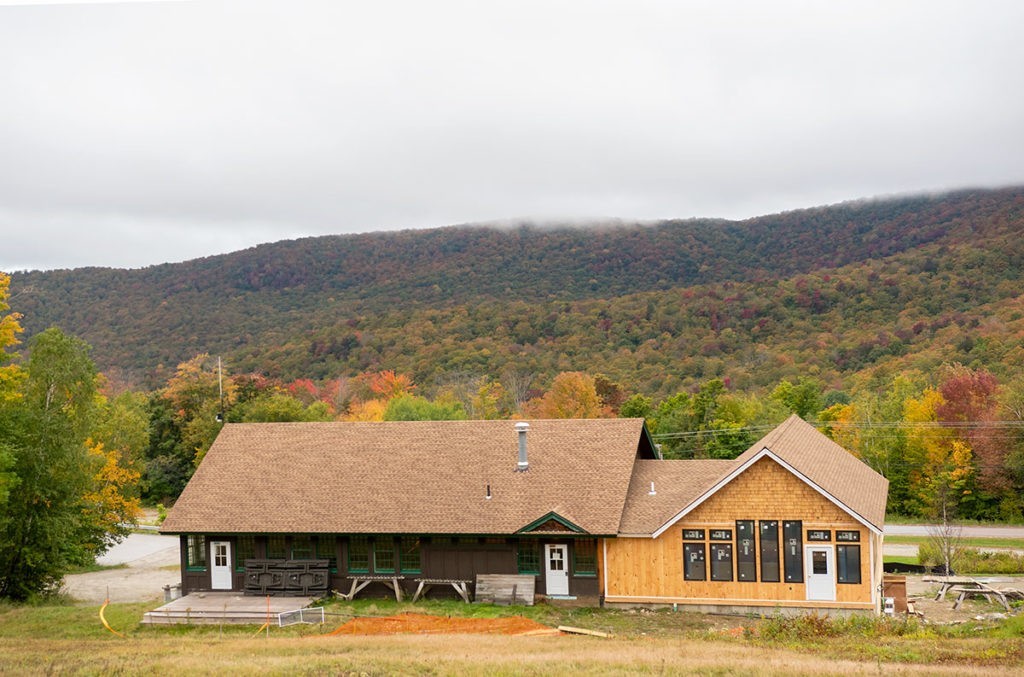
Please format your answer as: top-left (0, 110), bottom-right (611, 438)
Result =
top-left (142, 592), bottom-right (317, 625)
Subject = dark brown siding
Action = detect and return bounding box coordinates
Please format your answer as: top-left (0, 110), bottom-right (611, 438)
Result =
top-left (177, 533), bottom-right (602, 599)
top-left (421, 540), bottom-right (517, 580)
top-left (179, 534), bottom-right (209, 594)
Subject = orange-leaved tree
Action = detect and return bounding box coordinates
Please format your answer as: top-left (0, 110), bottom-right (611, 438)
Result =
top-left (523, 372), bottom-right (605, 419)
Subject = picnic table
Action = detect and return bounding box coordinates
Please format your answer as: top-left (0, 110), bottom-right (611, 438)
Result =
top-left (411, 578), bottom-right (473, 603)
top-left (336, 575), bottom-right (405, 602)
top-left (925, 576), bottom-right (1010, 611)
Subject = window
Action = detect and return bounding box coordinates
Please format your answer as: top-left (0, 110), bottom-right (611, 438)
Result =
top-left (347, 536), bottom-right (370, 573)
top-left (837, 545), bottom-right (861, 584)
top-left (684, 543), bottom-right (706, 581)
top-left (213, 541), bottom-right (229, 568)
top-left (783, 521), bottom-right (803, 583)
top-left (266, 535), bottom-right (287, 559)
top-left (759, 521), bottom-right (780, 582)
top-left (573, 539), bottom-right (597, 576)
top-left (836, 530), bottom-right (860, 542)
top-left (807, 530), bottom-right (831, 542)
top-left (186, 535), bottom-right (206, 570)
top-left (291, 535), bottom-right (314, 560)
top-left (682, 529), bottom-right (705, 540)
top-left (400, 537), bottom-right (421, 574)
top-left (235, 535), bottom-right (255, 571)
top-left (374, 538), bottom-right (396, 573)
top-left (518, 540), bottom-right (540, 574)
top-left (736, 521), bottom-right (756, 581)
top-left (317, 535), bottom-right (337, 571)
top-left (710, 543), bottom-right (733, 581)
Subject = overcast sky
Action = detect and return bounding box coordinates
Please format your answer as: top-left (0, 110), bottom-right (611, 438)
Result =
top-left (2, 0), bottom-right (1023, 271)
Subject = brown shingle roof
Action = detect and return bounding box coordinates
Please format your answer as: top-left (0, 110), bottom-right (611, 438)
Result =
top-left (618, 459), bottom-right (735, 535)
top-left (161, 419), bottom-right (648, 536)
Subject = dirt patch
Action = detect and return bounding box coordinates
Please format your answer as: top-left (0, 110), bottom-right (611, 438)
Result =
top-left (325, 612), bottom-right (559, 636)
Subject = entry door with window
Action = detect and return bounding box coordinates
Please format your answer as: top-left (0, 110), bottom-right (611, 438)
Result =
top-left (211, 540), bottom-right (233, 590)
top-left (804, 545), bottom-right (835, 601)
top-left (544, 544), bottom-right (569, 596)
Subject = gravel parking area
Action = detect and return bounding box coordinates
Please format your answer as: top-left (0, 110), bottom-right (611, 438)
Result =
top-left (61, 533), bottom-right (181, 604)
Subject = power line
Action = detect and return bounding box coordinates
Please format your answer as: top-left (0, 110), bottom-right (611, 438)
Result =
top-left (650, 420), bottom-right (1024, 440)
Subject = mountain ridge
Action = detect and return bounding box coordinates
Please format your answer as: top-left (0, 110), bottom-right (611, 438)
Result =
top-left (8, 185), bottom-right (1024, 393)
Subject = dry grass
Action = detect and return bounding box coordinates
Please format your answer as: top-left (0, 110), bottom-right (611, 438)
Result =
top-left (2, 598), bottom-right (1022, 675)
top-left (0, 634), bottom-right (1006, 676)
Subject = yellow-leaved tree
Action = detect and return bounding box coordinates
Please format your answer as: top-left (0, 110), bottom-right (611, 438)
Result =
top-left (81, 440), bottom-right (142, 557)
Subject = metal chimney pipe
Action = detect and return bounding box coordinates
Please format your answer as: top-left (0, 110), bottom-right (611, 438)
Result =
top-left (515, 422), bottom-right (530, 472)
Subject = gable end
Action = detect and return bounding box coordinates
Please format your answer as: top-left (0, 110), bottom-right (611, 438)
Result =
top-left (650, 447), bottom-right (883, 539)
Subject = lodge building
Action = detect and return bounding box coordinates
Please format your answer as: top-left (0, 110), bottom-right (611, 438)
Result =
top-left (160, 415), bottom-right (888, 614)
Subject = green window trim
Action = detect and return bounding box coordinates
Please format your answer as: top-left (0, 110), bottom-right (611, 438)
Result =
top-left (235, 535), bottom-right (256, 572)
top-left (291, 535), bottom-right (314, 560)
top-left (266, 535), bottom-right (287, 560)
top-left (573, 539), bottom-right (597, 577)
top-left (186, 535), bottom-right (207, 571)
top-left (399, 536), bottom-right (422, 574)
top-left (317, 535), bottom-right (338, 573)
top-left (347, 536), bottom-right (370, 574)
top-left (374, 538), bottom-right (396, 573)
top-left (517, 539), bottom-right (541, 574)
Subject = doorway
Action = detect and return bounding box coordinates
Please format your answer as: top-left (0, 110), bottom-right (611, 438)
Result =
top-left (805, 545), bottom-right (835, 601)
top-left (544, 543), bottom-right (569, 595)
top-left (211, 540), bottom-right (233, 590)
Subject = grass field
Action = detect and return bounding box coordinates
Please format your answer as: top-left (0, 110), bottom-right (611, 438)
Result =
top-left (1, 597), bottom-right (1022, 675)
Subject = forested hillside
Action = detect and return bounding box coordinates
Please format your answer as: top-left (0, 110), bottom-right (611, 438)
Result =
top-left (5, 187), bottom-right (1024, 522)
top-left (7, 186), bottom-right (1024, 395)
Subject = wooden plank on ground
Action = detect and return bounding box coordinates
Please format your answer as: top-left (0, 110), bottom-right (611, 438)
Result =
top-left (557, 625), bottom-right (611, 638)
top-left (475, 574), bottom-right (536, 606)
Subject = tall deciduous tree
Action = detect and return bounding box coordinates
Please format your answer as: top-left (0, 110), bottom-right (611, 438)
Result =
top-left (0, 273), bottom-right (21, 512)
top-left (523, 372), bottom-right (604, 419)
top-left (0, 329), bottom-right (104, 599)
top-left (161, 354), bottom-right (236, 467)
top-left (904, 388), bottom-right (974, 519)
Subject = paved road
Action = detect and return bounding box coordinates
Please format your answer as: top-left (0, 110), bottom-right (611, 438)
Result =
top-left (885, 524), bottom-right (1024, 539)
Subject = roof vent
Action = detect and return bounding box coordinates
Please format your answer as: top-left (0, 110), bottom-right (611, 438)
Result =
top-left (515, 421), bottom-right (530, 472)
top-left (485, 484), bottom-right (492, 500)
top-left (648, 481), bottom-right (657, 496)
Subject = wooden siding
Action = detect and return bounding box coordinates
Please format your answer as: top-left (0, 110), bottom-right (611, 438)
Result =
top-left (178, 533), bottom-right (598, 598)
top-left (604, 457), bottom-right (876, 609)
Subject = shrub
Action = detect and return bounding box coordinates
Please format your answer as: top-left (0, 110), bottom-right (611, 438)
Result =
top-left (920, 542), bottom-right (1024, 575)
top-left (757, 612), bottom-right (921, 641)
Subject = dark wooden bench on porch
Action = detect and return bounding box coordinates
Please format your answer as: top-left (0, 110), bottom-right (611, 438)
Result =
top-left (335, 575), bottom-right (406, 602)
top-left (411, 578), bottom-right (473, 603)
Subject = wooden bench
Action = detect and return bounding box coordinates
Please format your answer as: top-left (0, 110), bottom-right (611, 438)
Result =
top-left (411, 578), bottom-right (473, 603)
top-left (335, 575), bottom-right (406, 602)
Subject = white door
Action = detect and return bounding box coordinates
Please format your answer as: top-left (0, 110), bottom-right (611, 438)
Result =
top-left (211, 540), bottom-right (233, 590)
top-left (544, 544), bottom-right (569, 596)
top-left (805, 546), bottom-right (835, 601)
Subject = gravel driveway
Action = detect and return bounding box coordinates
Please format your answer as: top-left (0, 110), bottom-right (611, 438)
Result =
top-left (61, 533), bottom-right (181, 604)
